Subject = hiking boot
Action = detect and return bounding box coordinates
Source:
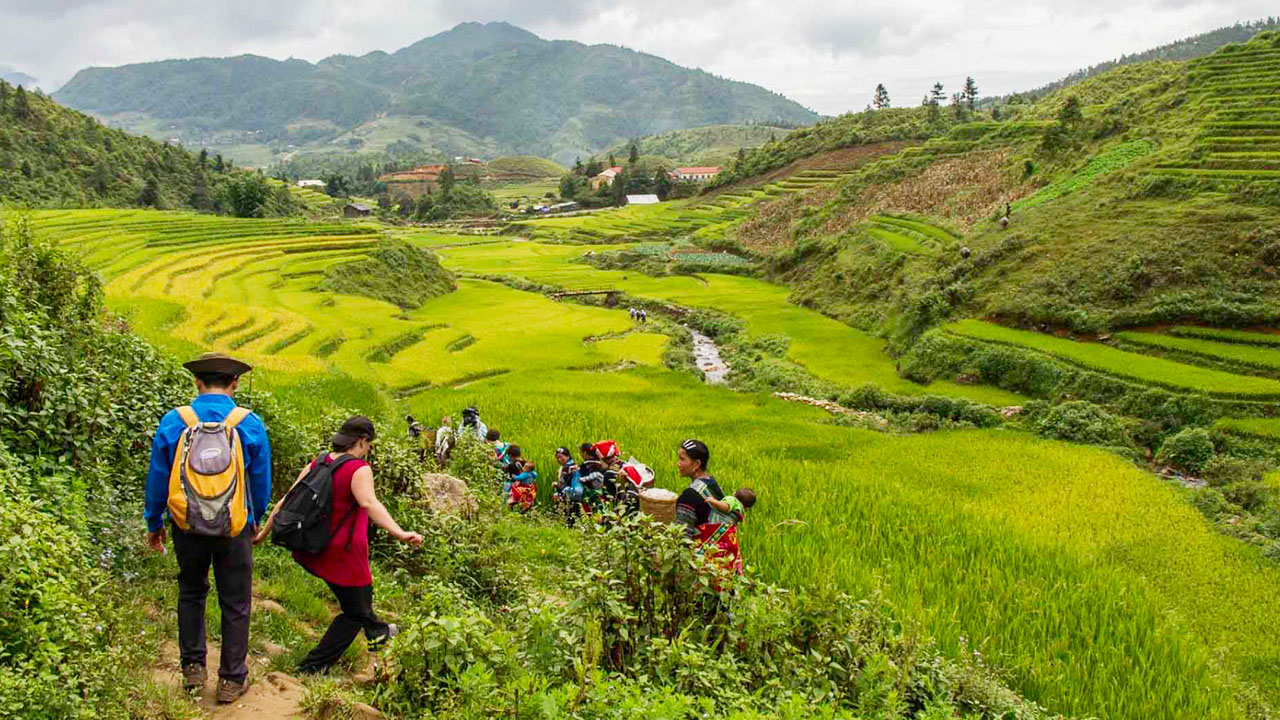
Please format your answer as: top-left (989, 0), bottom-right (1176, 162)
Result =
top-left (367, 623), bottom-right (399, 651)
top-left (181, 663), bottom-right (206, 693)
top-left (216, 678), bottom-right (249, 704)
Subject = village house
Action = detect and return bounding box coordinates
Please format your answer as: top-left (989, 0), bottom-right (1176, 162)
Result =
top-left (296, 179), bottom-right (326, 191)
top-left (590, 166), bottom-right (623, 190)
top-left (344, 203), bottom-right (373, 218)
top-left (625, 194), bottom-right (660, 205)
top-left (670, 166), bottom-right (722, 183)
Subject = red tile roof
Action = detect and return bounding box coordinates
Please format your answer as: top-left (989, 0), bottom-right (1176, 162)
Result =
top-left (674, 166), bottom-right (721, 175)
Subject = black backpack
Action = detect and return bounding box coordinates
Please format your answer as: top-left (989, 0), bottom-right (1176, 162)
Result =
top-left (271, 454), bottom-right (359, 554)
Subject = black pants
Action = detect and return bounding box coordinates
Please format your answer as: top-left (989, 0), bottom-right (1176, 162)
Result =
top-left (171, 526), bottom-right (253, 682)
top-left (299, 583), bottom-right (389, 672)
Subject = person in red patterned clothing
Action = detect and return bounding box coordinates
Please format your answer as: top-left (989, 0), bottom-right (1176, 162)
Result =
top-left (255, 416), bottom-right (423, 674)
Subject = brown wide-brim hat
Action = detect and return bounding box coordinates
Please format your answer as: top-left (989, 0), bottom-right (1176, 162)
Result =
top-left (182, 352), bottom-right (253, 378)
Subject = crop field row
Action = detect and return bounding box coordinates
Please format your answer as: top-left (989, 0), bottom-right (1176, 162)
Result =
top-left (944, 319), bottom-right (1280, 398)
top-left (512, 167), bottom-right (858, 243)
top-left (1179, 44), bottom-right (1280, 178)
top-left (1115, 330), bottom-right (1280, 373)
top-left (1017, 140), bottom-right (1155, 210)
top-left (1170, 326), bottom-right (1280, 346)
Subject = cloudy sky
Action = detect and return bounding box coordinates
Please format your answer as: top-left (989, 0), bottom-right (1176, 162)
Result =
top-left (0, 0), bottom-right (1274, 114)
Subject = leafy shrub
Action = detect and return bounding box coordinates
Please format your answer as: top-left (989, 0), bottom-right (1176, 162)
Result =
top-left (1156, 428), bottom-right (1216, 473)
top-left (319, 240), bottom-right (456, 310)
top-left (1035, 401), bottom-right (1132, 446)
top-left (1201, 455), bottom-right (1269, 488)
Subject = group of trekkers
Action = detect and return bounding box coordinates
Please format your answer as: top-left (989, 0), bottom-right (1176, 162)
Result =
top-left (628, 306), bottom-right (649, 323)
top-left (483, 422), bottom-right (758, 578)
top-left (143, 351), bottom-right (756, 704)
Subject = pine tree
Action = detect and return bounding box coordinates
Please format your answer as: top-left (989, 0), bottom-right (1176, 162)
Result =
top-left (951, 92), bottom-right (965, 120)
top-left (930, 82), bottom-right (945, 106)
top-left (139, 176), bottom-right (161, 208)
top-left (628, 143), bottom-right (639, 164)
top-left (873, 84), bottom-right (890, 109)
top-left (440, 165), bottom-right (455, 196)
top-left (608, 153), bottom-right (616, 168)
top-left (14, 85), bottom-right (29, 119)
top-left (0, 81), bottom-right (8, 114)
top-left (963, 77), bottom-right (979, 110)
top-left (214, 154), bottom-right (225, 173)
top-left (654, 168), bottom-right (671, 201)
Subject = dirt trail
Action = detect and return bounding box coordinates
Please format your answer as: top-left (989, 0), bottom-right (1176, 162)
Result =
top-left (153, 639), bottom-right (306, 719)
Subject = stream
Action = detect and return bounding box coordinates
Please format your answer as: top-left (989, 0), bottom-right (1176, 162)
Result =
top-left (689, 328), bottom-right (729, 384)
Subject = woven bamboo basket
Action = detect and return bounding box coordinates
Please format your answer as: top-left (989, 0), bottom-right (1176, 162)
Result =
top-left (639, 488), bottom-right (678, 522)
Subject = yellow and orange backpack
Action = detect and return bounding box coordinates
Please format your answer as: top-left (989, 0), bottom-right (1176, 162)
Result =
top-left (166, 406), bottom-right (252, 537)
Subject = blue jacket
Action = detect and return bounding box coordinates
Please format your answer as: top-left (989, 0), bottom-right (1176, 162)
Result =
top-left (144, 394), bottom-right (272, 533)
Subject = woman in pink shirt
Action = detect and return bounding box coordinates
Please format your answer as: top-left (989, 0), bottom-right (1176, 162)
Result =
top-left (256, 416), bottom-right (423, 674)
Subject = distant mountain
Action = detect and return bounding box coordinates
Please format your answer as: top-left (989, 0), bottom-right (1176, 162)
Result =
top-left (54, 22), bottom-right (818, 166)
top-left (0, 66), bottom-right (37, 88)
top-left (988, 17), bottom-right (1280, 105)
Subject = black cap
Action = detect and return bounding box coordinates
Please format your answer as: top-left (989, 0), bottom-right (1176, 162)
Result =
top-left (680, 438), bottom-right (709, 469)
top-left (331, 415), bottom-right (376, 447)
top-left (555, 447), bottom-right (571, 456)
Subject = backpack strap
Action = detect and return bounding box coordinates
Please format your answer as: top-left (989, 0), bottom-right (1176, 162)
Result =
top-left (223, 407), bottom-right (251, 430)
top-left (175, 406), bottom-right (199, 428)
top-left (324, 455), bottom-right (362, 551)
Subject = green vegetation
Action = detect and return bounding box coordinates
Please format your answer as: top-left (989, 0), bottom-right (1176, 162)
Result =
top-left (602, 124), bottom-right (796, 167)
top-left (318, 240), bottom-right (456, 309)
top-left (1170, 326), bottom-right (1280, 347)
top-left (0, 80), bottom-right (238, 209)
top-left (1014, 139), bottom-right (1155, 209)
top-left (944, 319), bottom-right (1280, 398)
top-left (1117, 329), bottom-right (1280, 373)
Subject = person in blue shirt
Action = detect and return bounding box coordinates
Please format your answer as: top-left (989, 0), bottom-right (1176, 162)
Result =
top-left (144, 352), bottom-right (271, 704)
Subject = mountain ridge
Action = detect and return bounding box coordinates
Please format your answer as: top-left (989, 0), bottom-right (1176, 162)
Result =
top-left (53, 21), bottom-right (818, 165)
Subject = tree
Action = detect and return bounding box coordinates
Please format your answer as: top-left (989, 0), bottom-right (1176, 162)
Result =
top-left (962, 76), bottom-right (979, 110)
top-left (0, 81), bottom-right (8, 114)
top-left (213, 154), bottom-right (225, 173)
top-left (439, 165), bottom-right (456, 196)
top-left (950, 92), bottom-right (965, 120)
top-left (654, 168), bottom-right (672, 201)
top-left (138, 176), bottom-right (161, 208)
top-left (198, 149), bottom-right (208, 168)
top-left (322, 172), bottom-right (350, 197)
top-left (930, 82), bottom-right (945, 106)
top-left (573, 157), bottom-right (584, 175)
top-left (190, 172), bottom-right (213, 211)
top-left (607, 153), bottom-right (616, 169)
top-left (89, 161), bottom-right (113, 196)
top-left (220, 173), bottom-right (270, 218)
top-left (628, 142), bottom-right (639, 165)
top-left (14, 85), bottom-right (29, 119)
top-left (1059, 95), bottom-right (1083, 125)
top-left (873, 83), bottom-right (890, 109)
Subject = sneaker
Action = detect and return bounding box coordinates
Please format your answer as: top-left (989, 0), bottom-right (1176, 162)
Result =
top-left (181, 664), bottom-right (206, 693)
top-left (216, 678), bottom-right (249, 704)
top-left (367, 623), bottom-right (399, 651)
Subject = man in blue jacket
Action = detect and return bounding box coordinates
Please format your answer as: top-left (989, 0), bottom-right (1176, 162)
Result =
top-left (144, 353), bottom-right (271, 704)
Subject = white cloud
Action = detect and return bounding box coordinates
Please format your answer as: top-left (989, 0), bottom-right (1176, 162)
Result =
top-left (0, 0), bottom-right (1273, 114)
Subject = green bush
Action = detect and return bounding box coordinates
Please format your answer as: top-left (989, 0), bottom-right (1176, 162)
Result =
top-left (1156, 428), bottom-right (1216, 473)
top-left (1035, 401), bottom-right (1132, 446)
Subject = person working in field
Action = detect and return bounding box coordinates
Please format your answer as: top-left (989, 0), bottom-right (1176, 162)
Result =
top-left (255, 416), bottom-right (424, 675)
top-left (674, 439), bottom-right (744, 576)
top-left (144, 352), bottom-right (272, 704)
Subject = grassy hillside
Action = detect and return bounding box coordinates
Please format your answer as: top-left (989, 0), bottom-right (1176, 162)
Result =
top-left (0, 80), bottom-right (237, 209)
top-left (602, 124), bottom-right (797, 167)
top-left (54, 22), bottom-right (818, 166)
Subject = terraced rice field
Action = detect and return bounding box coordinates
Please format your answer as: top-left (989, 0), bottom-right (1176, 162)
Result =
top-left (1170, 326), bottom-right (1280, 347)
top-left (1117, 329), bottom-right (1280, 373)
top-left (1155, 34), bottom-right (1280, 180)
top-left (862, 213), bottom-right (957, 256)
top-left (437, 239), bottom-right (1025, 405)
top-left (945, 319), bottom-right (1280, 399)
top-left (35, 209), bottom-right (668, 392)
top-left (511, 168), bottom-right (859, 243)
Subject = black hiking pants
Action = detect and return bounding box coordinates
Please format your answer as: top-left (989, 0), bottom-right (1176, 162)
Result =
top-left (299, 583), bottom-right (390, 673)
top-left (171, 526), bottom-right (253, 682)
